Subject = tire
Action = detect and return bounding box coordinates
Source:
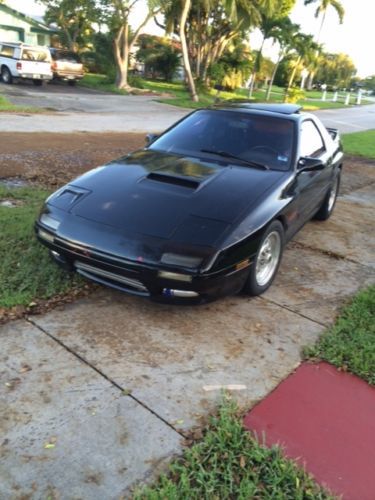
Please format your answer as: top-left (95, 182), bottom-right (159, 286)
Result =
top-left (33, 79), bottom-right (43, 86)
top-left (1, 66), bottom-right (12, 84)
top-left (314, 171), bottom-right (341, 221)
top-left (242, 220), bottom-right (284, 296)
top-left (68, 80), bottom-right (76, 86)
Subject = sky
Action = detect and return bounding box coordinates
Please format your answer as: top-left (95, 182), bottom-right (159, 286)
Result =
top-left (5, 0), bottom-right (375, 77)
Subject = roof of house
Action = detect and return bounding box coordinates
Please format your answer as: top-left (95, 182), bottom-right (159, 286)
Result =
top-left (0, 2), bottom-right (54, 33)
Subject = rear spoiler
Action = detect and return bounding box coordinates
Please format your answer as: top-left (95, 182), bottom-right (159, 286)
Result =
top-left (326, 127), bottom-right (339, 141)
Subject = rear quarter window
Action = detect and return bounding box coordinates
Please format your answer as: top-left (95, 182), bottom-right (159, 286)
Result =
top-left (0, 45), bottom-right (15, 57)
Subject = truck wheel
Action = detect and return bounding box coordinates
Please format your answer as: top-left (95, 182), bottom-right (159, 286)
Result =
top-left (1, 67), bottom-right (12, 84)
top-left (33, 80), bottom-right (43, 86)
top-left (68, 80), bottom-right (76, 86)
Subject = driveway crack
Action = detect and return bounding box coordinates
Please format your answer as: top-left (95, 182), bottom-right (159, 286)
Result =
top-left (26, 317), bottom-right (186, 439)
top-left (258, 296), bottom-right (329, 328)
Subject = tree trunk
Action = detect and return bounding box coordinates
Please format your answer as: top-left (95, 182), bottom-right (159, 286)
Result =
top-left (266, 53), bottom-right (282, 101)
top-left (248, 35), bottom-right (265, 98)
top-left (113, 7), bottom-right (160, 90)
top-left (179, 0), bottom-right (198, 102)
top-left (284, 56), bottom-right (301, 102)
top-left (306, 70), bottom-right (315, 90)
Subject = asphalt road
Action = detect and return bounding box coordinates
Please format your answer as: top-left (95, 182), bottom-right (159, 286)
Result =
top-left (1, 81), bottom-right (375, 133)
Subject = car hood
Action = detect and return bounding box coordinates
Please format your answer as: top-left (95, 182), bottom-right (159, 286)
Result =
top-left (48, 149), bottom-right (286, 250)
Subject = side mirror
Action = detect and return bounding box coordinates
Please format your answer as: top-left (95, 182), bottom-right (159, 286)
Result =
top-left (297, 157), bottom-right (325, 172)
top-left (145, 133), bottom-right (158, 145)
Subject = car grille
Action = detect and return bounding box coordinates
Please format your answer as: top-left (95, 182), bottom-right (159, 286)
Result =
top-left (74, 260), bottom-right (148, 293)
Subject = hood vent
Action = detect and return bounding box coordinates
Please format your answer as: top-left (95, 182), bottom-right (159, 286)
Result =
top-left (147, 172), bottom-right (200, 190)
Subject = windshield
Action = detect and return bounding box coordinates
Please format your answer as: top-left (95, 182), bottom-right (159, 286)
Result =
top-left (149, 109), bottom-right (295, 171)
top-left (21, 48), bottom-right (51, 62)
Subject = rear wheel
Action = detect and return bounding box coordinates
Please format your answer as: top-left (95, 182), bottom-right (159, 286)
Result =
top-left (314, 171), bottom-right (341, 221)
top-left (33, 79), bottom-right (43, 86)
top-left (242, 220), bottom-right (284, 296)
top-left (1, 67), bottom-right (12, 84)
top-left (68, 80), bottom-right (76, 86)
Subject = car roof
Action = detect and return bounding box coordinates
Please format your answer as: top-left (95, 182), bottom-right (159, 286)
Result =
top-left (212, 102), bottom-right (303, 118)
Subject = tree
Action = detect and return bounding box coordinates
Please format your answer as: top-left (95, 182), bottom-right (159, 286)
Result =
top-left (37, 0), bottom-right (101, 51)
top-left (265, 18), bottom-right (300, 99)
top-left (315, 52), bottom-right (356, 88)
top-left (247, 0), bottom-right (296, 97)
top-left (179, 0), bottom-right (198, 101)
top-left (304, 0), bottom-right (344, 41)
top-left (160, 0), bottom-right (262, 89)
top-left (283, 33), bottom-right (319, 100)
top-left (102, 0), bottom-right (161, 90)
top-left (137, 35), bottom-right (180, 81)
top-left (303, 0), bottom-right (344, 88)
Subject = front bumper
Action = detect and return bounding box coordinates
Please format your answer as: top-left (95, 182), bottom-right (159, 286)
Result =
top-left (35, 224), bottom-right (251, 304)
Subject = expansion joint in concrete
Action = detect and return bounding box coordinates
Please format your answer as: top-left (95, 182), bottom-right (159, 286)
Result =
top-left (259, 296), bottom-right (328, 329)
top-left (26, 318), bottom-right (186, 439)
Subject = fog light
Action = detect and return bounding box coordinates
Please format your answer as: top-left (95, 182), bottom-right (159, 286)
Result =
top-left (163, 288), bottom-right (199, 298)
top-left (158, 270), bottom-right (192, 282)
top-left (38, 229), bottom-right (55, 243)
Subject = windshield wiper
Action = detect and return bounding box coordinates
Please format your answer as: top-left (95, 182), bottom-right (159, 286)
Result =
top-left (200, 149), bottom-right (269, 170)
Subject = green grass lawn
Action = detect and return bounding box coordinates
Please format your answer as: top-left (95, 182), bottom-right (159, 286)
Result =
top-left (0, 93), bottom-right (41, 113)
top-left (0, 186), bottom-right (82, 308)
top-left (305, 286), bottom-right (375, 385)
top-left (342, 130), bottom-right (375, 159)
top-left (135, 400), bottom-right (334, 499)
top-left (78, 74), bottom-right (370, 110)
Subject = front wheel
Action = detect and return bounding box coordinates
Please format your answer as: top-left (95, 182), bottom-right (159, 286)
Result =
top-left (242, 220), bottom-right (284, 296)
top-left (33, 79), bottom-right (43, 86)
top-left (314, 171), bottom-right (341, 221)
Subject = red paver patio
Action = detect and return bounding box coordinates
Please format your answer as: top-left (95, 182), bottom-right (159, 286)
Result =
top-left (244, 362), bottom-right (375, 500)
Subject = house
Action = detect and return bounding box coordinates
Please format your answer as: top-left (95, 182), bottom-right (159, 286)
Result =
top-left (0, 3), bottom-right (53, 46)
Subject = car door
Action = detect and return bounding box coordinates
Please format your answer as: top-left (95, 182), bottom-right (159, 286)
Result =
top-left (293, 118), bottom-right (332, 225)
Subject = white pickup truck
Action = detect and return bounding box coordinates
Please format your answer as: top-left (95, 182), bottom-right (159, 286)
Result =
top-left (0, 42), bottom-right (52, 86)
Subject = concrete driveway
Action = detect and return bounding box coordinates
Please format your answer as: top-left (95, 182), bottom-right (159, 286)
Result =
top-left (1, 162), bottom-right (374, 497)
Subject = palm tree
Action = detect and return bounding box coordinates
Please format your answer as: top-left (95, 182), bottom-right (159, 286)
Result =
top-left (283, 33), bottom-right (319, 101)
top-left (247, 0), bottom-right (296, 98)
top-left (305, 0), bottom-right (344, 42)
top-left (304, 0), bottom-right (344, 88)
top-left (265, 18), bottom-right (300, 100)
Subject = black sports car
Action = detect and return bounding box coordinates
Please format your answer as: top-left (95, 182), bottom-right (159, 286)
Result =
top-left (35, 103), bottom-right (343, 303)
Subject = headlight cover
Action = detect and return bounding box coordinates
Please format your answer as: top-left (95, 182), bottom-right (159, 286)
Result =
top-left (40, 213), bottom-right (60, 231)
top-left (160, 253), bottom-right (203, 269)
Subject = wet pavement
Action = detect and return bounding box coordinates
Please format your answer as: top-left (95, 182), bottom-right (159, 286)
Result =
top-left (0, 158), bottom-right (374, 496)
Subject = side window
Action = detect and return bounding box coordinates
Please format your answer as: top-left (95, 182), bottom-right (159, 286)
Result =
top-left (300, 120), bottom-right (325, 157)
top-left (0, 45), bottom-right (15, 57)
